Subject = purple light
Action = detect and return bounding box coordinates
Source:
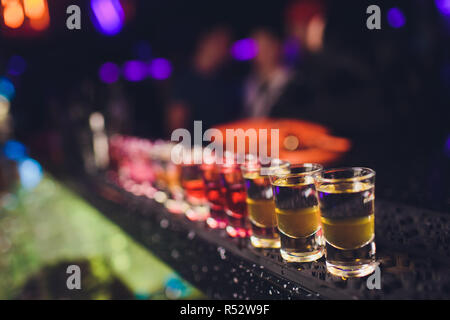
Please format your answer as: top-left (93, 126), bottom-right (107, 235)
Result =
top-left (7, 55), bottom-right (27, 76)
top-left (387, 7), bottom-right (406, 28)
top-left (436, 0), bottom-right (450, 16)
top-left (283, 38), bottom-right (301, 65)
top-left (231, 38), bottom-right (258, 61)
top-left (91, 0), bottom-right (124, 36)
top-left (445, 134), bottom-right (450, 157)
top-left (149, 58), bottom-right (172, 80)
top-left (99, 62), bottom-right (120, 84)
top-left (123, 60), bottom-right (147, 82)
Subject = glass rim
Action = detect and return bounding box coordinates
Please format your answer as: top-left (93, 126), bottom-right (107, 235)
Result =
top-left (269, 163), bottom-right (323, 178)
top-left (240, 158), bottom-right (290, 174)
top-left (317, 167), bottom-right (376, 183)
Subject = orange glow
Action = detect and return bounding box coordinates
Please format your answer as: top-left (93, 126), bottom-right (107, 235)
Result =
top-left (215, 118), bottom-right (352, 166)
top-left (29, 7), bottom-right (49, 30)
top-left (23, 0), bottom-right (45, 19)
top-left (29, 0), bottom-right (49, 30)
top-left (1, 0), bottom-right (20, 6)
top-left (4, 2), bottom-right (25, 29)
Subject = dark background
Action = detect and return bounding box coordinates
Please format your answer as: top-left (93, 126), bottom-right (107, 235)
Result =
top-left (1, 0), bottom-right (450, 212)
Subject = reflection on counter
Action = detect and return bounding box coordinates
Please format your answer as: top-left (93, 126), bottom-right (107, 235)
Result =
top-left (0, 173), bottom-right (204, 299)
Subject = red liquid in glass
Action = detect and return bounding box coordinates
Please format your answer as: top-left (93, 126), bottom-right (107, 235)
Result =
top-left (221, 166), bottom-right (251, 238)
top-left (204, 181), bottom-right (228, 229)
top-left (182, 179), bottom-right (206, 203)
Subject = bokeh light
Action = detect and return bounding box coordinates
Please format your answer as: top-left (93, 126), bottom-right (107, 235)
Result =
top-left (387, 7), bottom-right (406, 28)
top-left (231, 38), bottom-right (258, 61)
top-left (89, 112), bottom-right (105, 131)
top-left (123, 60), bottom-right (147, 82)
top-left (445, 134), bottom-right (450, 157)
top-left (436, 0), bottom-right (450, 16)
top-left (148, 58), bottom-right (172, 80)
top-left (91, 0), bottom-right (124, 36)
top-left (3, 140), bottom-right (27, 161)
top-left (4, 1), bottom-right (25, 29)
top-left (29, 3), bottom-right (50, 31)
top-left (99, 62), bottom-right (120, 84)
top-left (0, 77), bottom-right (15, 100)
top-left (23, 0), bottom-right (46, 20)
top-left (0, 95), bottom-right (10, 120)
top-left (7, 55), bottom-right (27, 76)
top-left (18, 158), bottom-right (43, 190)
top-left (164, 275), bottom-right (190, 299)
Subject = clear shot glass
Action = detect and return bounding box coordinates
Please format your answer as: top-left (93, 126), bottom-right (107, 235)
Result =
top-left (201, 161), bottom-right (228, 229)
top-left (317, 167), bottom-right (376, 277)
top-left (220, 155), bottom-right (251, 238)
top-left (270, 163), bottom-right (324, 262)
top-left (241, 159), bottom-right (290, 249)
top-left (180, 161), bottom-right (209, 222)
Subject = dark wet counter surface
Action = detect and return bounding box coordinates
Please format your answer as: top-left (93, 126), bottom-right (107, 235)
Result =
top-left (64, 173), bottom-right (450, 299)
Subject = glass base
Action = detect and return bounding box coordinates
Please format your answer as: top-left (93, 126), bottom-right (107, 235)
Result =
top-left (165, 199), bottom-right (189, 214)
top-left (226, 225), bottom-right (251, 238)
top-left (226, 210), bottom-right (250, 238)
top-left (250, 235), bottom-right (280, 249)
top-left (325, 241), bottom-right (376, 277)
top-left (278, 228), bottom-right (324, 262)
top-left (250, 224), bottom-right (280, 248)
top-left (206, 217), bottom-right (227, 229)
top-left (280, 247), bottom-right (324, 262)
top-left (326, 261), bottom-right (377, 278)
top-left (185, 205), bottom-right (209, 222)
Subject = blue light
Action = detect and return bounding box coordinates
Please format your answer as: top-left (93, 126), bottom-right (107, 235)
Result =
top-left (436, 0), bottom-right (450, 16)
top-left (91, 0), bottom-right (124, 36)
top-left (164, 275), bottom-right (190, 299)
top-left (445, 134), bottom-right (450, 157)
top-left (387, 7), bottom-right (406, 28)
top-left (7, 55), bottom-right (27, 76)
top-left (0, 77), bottom-right (15, 100)
top-left (18, 158), bottom-right (43, 190)
top-left (3, 140), bottom-right (27, 161)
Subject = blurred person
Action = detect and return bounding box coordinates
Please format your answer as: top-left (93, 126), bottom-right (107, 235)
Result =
top-left (166, 26), bottom-right (241, 135)
top-left (243, 28), bottom-right (293, 118)
top-left (268, 0), bottom-right (390, 137)
top-left (285, 0), bottom-right (326, 56)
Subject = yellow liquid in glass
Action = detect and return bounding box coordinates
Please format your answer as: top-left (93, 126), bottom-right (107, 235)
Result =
top-left (247, 198), bottom-right (277, 228)
top-left (276, 206), bottom-right (321, 238)
top-left (318, 183), bottom-right (375, 250)
top-left (321, 214), bottom-right (374, 249)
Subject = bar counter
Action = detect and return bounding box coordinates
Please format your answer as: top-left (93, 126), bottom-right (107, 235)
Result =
top-left (63, 172), bottom-right (450, 299)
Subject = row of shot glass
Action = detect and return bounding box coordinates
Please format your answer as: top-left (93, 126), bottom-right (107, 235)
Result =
top-left (175, 149), bottom-right (377, 278)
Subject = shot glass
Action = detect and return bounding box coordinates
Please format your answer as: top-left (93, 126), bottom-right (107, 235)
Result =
top-left (201, 161), bottom-right (228, 229)
top-left (150, 141), bottom-right (176, 191)
top-left (180, 162), bottom-right (209, 222)
top-left (164, 162), bottom-right (189, 214)
top-left (152, 143), bottom-right (187, 214)
top-left (221, 155), bottom-right (251, 238)
top-left (270, 163), bottom-right (324, 262)
top-left (317, 167), bottom-right (376, 277)
top-left (241, 159), bottom-right (290, 248)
